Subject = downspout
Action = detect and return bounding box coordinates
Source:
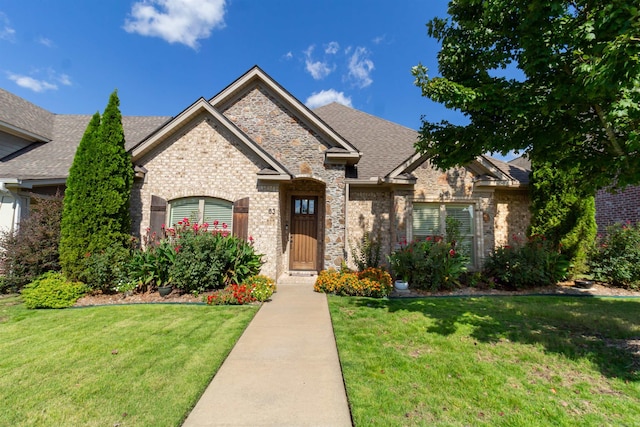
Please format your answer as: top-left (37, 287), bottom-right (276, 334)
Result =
top-left (344, 181), bottom-right (350, 266)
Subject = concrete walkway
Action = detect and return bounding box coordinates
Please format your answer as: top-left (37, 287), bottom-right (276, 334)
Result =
top-left (182, 280), bottom-right (353, 427)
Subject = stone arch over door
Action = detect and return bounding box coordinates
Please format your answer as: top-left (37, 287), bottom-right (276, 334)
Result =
top-left (282, 179), bottom-right (326, 272)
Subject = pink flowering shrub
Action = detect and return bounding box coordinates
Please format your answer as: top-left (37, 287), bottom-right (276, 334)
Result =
top-left (484, 234), bottom-right (569, 289)
top-left (389, 237), bottom-right (468, 291)
top-left (128, 218), bottom-right (263, 293)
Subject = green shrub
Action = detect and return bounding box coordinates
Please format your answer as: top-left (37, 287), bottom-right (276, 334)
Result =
top-left (389, 237), bottom-right (468, 291)
top-left (0, 194), bottom-right (63, 292)
top-left (129, 239), bottom-right (177, 290)
top-left (589, 222), bottom-right (640, 289)
top-left (82, 245), bottom-right (131, 292)
top-left (349, 231), bottom-right (382, 271)
top-left (164, 219), bottom-right (263, 293)
top-left (529, 161), bottom-right (597, 277)
top-left (484, 235), bottom-right (569, 289)
top-left (314, 268), bottom-right (392, 298)
top-left (21, 272), bottom-right (87, 309)
top-left (243, 275), bottom-right (276, 302)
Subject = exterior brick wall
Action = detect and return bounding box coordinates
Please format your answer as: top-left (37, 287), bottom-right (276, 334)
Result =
top-left (344, 159), bottom-right (533, 268)
top-left (493, 190), bottom-right (531, 247)
top-left (346, 187), bottom-right (393, 268)
top-left (131, 112), bottom-right (283, 279)
top-left (596, 185), bottom-right (640, 233)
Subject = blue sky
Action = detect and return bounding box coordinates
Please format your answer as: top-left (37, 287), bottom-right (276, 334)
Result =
top-left (0, 0), bottom-right (466, 132)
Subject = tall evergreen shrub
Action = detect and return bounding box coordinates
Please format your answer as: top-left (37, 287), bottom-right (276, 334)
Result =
top-left (529, 161), bottom-right (597, 276)
top-left (59, 91), bottom-right (133, 280)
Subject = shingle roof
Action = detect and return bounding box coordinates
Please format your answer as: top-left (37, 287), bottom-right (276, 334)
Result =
top-left (0, 88), bottom-right (54, 140)
top-left (0, 114), bottom-right (170, 180)
top-left (487, 157), bottom-right (531, 184)
top-left (313, 102), bottom-right (418, 179)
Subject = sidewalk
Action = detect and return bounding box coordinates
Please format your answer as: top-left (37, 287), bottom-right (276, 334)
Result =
top-left (182, 280), bottom-right (352, 427)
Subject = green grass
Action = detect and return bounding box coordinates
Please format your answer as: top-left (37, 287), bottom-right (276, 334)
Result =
top-left (329, 295), bottom-right (640, 426)
top-left (0, 295), bottom-right (258, 426)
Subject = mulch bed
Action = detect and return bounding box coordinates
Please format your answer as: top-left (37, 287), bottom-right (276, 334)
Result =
top-left (73, 282), bottom-right (640, 307)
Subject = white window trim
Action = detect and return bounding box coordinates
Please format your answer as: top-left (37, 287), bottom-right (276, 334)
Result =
top-left (409, 199), bottom-right (483, 270)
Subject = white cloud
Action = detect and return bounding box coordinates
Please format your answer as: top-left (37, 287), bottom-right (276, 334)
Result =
top-left (57, 73), bottom-right (72, 86)
top-left (325, 41), bottom-right (339, 54)
top-left (38, 37), bottom-right (54, 47)
top-left (304, 44), bottom-right (335, 80)
top-left (305, 89), bottom-right (352, 109)
top-left (306, 60), bottom-right (334, 80)
top-left (124, 0), bottom-right (226, 49)
top-left (6, 69), bottom-right (72, 92)
top-left (0, 13), bottom-right (16, 42)
top-left (7, 73), bottom-right (58, 92)
top-left (284, 51), bottom-right (293, 60)
top-left (372, 35), bottom-right (385, 45)
top-left (347, 47), bottom-right (374, 88)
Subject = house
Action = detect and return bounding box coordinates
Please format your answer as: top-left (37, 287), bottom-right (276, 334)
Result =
top-left (0, 66), bottom-right (531, 281)
top-left (595, 186), bottom-right (640, 234)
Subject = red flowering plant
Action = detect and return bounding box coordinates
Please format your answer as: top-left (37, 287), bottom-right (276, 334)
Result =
top-left (166, 218), bottom-right (263, 293)
top-left (388, 218), bottom-right (468, 291)
top-left (206, 283), bottom-right (257, 305)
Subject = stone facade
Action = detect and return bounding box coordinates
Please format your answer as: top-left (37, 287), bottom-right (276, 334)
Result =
top-left (345, 160), bottom-right (532, 269)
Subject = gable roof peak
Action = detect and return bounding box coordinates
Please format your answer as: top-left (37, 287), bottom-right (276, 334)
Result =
top-left (209, 65), bottom-right (361, 157)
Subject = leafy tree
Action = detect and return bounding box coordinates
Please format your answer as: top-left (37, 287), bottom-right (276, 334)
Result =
top-left (529, 161), bottom-right (597, 276)
top-left (412, 0), bottom-right (640, 193)
top-left (60, 91), bottom-right (133, 280)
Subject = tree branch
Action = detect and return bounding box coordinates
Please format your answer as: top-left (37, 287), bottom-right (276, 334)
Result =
top-left (594, 104), bottom-right (624, 156)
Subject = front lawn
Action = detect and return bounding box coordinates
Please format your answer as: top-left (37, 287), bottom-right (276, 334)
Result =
top-left (0, 295), bottom-right (257, 426)
top-left (329, 295), bottom-right (640, 426)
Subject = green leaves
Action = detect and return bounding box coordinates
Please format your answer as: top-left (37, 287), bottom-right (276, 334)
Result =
top-left (415, 0), bottom-right (640, 193)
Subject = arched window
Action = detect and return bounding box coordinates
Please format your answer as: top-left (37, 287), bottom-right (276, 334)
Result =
top-left (169, 197), bottom-right (233, 228)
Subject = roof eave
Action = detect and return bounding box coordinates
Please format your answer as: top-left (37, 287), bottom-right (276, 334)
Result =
top-left (0, 120), bottom-right (52, 143)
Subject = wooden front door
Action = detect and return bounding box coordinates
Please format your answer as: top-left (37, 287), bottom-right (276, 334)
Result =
top-left (290, 196), bottom-right (318, 270)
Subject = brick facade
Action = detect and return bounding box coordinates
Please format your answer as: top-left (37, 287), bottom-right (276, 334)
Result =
top-left (595, 185), bottom-right (640, 233)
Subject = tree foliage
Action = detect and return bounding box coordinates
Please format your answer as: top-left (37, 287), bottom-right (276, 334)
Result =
top-left (413, 0), bottom-right (640, 193)
top-left (59, 91), bottom-right (133, 280)
top-left (529, 161), bottom-right (597, 276)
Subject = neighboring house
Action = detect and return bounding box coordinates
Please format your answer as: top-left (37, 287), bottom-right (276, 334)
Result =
top-left (595, 185), bottom-right (640, 233)
top-left (0, 66), bottom-right (531, 281)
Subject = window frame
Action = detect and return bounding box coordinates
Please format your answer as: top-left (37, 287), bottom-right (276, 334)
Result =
top-left (168, 197), bottom-right (233, 229)
top-left (411, 201), bottom-right (478, 267)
